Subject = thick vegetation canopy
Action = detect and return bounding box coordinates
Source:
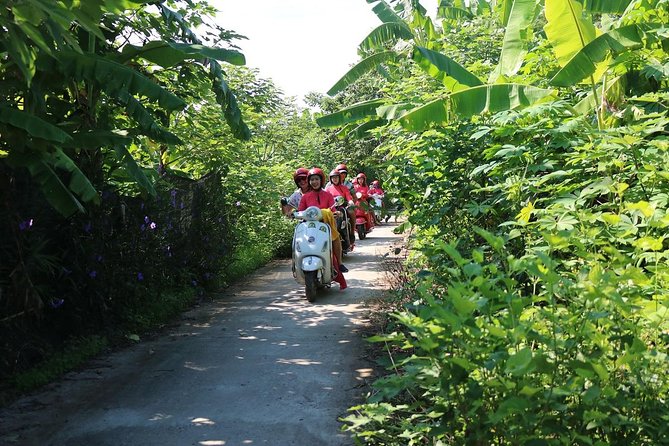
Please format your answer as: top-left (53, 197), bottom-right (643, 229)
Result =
top-left (317, 0), bottom-right (669, 444)
top-left (0, 0), bottom-right (356, 391)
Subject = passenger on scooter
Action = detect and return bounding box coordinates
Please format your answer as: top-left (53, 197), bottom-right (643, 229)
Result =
top-left (282, 167), bottom-right (310, 217)
top-left (325, 169), bottom-right (356, 248)
top-left (298, 167), bottom-right (349, 274)
top-left (326, 163), bottom-right (354, 192)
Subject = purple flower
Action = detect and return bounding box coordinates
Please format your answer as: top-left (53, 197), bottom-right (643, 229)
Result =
top-left (96, 255), bottom-right (103, 262)
top-left (140, 224), bottom-right (146, 231)
top-left (144, 216), bottom-right (150, 223)
top-left (137, 272), bottom-right (144, 281)
top-left (140, 202), bottom-right (145, 210)
top-left (180, 201), bottom-right (185, 209)
top-left (83, 222), bottom-right (92, 233)
top-left (49, 298), bottom-right (65, 309)
top-left (191, 280), bottom-right (198, 287)
top-left (149, 222), bottom-right (156, 230)
top-left (235, 201), bottom-right (241, 207)
top-left (18, 219), bottom-right (34, 231)
top-left (89, 270), bottom-right (97, 279)
top-left (170, 189), bottom-right (177, 198)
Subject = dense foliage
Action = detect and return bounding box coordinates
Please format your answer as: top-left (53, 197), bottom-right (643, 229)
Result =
top-left (317, 0), bottom-right (669, 444)
top-left (0, 0), bottom-right (341, 390)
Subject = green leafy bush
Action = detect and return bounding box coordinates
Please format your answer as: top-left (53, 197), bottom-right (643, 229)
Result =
top-left (346, 95), bottom-right (669, 445)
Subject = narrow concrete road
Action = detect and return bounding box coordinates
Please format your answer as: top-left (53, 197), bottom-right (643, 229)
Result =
top-left (0, 222), bottom-right (401, 446)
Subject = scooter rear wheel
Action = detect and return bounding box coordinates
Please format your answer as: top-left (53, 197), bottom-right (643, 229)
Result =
top-left (304, 271), bottom-right (318, 302)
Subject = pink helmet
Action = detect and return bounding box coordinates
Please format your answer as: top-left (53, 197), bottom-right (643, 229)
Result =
top-left (308, 167), bottom-right (325, 187)
top-left (293, 167), bottom-right (309, 186)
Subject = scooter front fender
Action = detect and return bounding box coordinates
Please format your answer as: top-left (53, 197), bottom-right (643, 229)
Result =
top-left (301, 256), bottom-right (324, 272)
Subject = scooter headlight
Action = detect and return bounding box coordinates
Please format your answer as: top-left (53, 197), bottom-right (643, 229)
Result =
top-left (304, 206), bottom-right (322, 221)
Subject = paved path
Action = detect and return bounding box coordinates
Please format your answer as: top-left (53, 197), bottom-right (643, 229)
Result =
top-left (0, 222), bottom-right (402, 446)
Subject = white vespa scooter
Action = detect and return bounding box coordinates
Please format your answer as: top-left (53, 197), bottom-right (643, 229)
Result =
top-left (291, 206), bottom-right (334, 302)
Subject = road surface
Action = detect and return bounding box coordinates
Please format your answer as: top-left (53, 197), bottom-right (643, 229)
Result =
top-left (0, 222), bottom-right (402, 446)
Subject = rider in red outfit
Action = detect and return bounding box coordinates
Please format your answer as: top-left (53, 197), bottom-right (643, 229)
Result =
top-left (353, 172), bottom-right (374, 230)
top-left (298, 168), bottom-right (348, 277)
top-left (297, 167), bottom-right (336, 212)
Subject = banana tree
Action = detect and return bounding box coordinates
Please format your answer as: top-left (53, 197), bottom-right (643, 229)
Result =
top-left (318, 0), bottom-right (667, 134)
top-left (546, 0), bottom-right (669, 128)
top-left (0, 0), bottom-right (250, 217)
top-left (317, 0), bottom-right (555, 133)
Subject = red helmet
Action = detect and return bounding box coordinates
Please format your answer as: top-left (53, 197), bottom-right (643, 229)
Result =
top-left (329, 169), bottom-right (341, 180)
top-left (336, 163), bottom-right (348, 175)
top-left (293, 167), bottom-right (309, 186)
top-left (372, 180), bottom-right (380, 187)
top-left (308, 167), bottom-right (325, 187)
top-left (356, 172), bottom-right (367, 180)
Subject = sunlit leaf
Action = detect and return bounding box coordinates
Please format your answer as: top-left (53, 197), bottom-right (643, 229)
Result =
top-left (544, 0), bottom-right (597, 67)
top-left (327, 51), bottom-right (399, 96)
top-left (316, 99), bottom-right (387, 128)
top-left (413, 46), bottom-right (483, 90)
top-left (551, 23), bottom-right (663, 86)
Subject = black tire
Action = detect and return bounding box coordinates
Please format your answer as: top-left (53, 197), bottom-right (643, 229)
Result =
top-left (357, 224), bottom-right (366, 240)
top-left (304, 271), bottom-right (318, 302)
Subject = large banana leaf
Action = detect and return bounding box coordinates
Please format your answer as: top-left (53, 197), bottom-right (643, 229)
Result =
top-left (499, 0), bottom-right (514, 26)
top-left (377, 103), bottom-right (414, 119)
top-left (412, 46), bottom-right (483, 91)
top-left (5, 23), bottom-right (37, 85)
top-left (50, 149), bottom-right (100, 204)
top-left (149, 2), bottom-right (249, 139)
top-left (57, 51), bottom-right (186, 112)
top-left (573, 75), bottom-right (624, 115)
top-left (120, 93), bottom-right (182, 145)
top-left (27, 159), bottom-right (85, 217)
top-left (210, 60), bottom-right (250, 140)
top-left (368, 0), bottom-right (406, 24)
top-left (398, 98), bottom-right (449, 131)
top-left (112, 144), bottom-right (156, 196)
top-left (493, 0), bottom-right (536, 80)
top-left (544, 0), bottom-right (598, 67)
top-left (582, 0), bottom-right (633, 13)
top-left (358, 22), bottom-right (414, 54)
top-left (550, 23), bottom-right (663, 86)
top-left (7, 148), bottom-right (98, 217)
top-left (0, 106), bottom-right (72, 143)
top-left (437, 6), bottom-right (474, 20)
top-left (316, 99), bottom-right (387, 128)
top-left (339, 119), bottom-right (388, 139)
top-left (65, 130), bottom-right (132, 149)
top-left (450, 84), bottom-right (557, 118)
top-left (327, 51), bottom-right (398, 96)
top-left (120, 41), bottom-right (245, 68)
top-left (59, 129), bottom-right (156, 196)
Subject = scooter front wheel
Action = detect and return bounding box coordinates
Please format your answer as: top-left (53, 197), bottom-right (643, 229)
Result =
top-left (357, 223), bottom-right (366, 240)
top-left (304, 271), bottom-right (318, 302)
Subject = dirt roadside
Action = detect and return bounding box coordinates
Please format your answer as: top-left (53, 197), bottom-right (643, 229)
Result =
top-left (0, 222), bottom-right (403, 446)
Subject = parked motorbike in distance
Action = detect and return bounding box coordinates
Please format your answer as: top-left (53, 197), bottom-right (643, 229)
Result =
top-left (334, 195), bottom-right (352, 254)
top-left (291, 206), bottom-right (334, 302)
